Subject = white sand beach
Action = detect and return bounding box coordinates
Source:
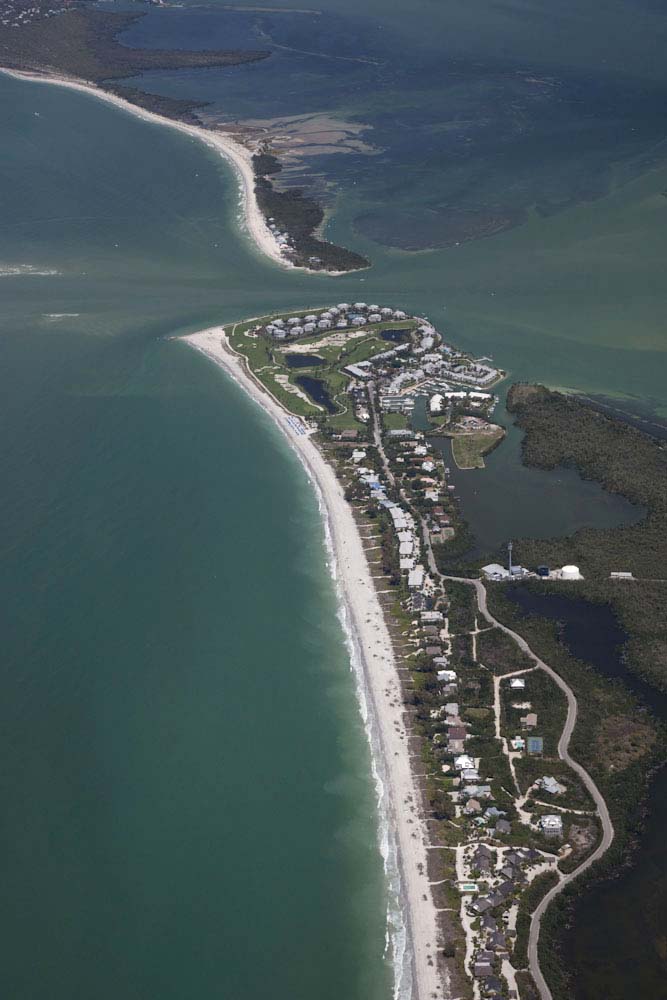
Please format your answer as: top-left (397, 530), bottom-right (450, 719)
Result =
top-left (0, 67), bottom-right (293, 271)
top-left (183, 327), bottom-right (446, 1000)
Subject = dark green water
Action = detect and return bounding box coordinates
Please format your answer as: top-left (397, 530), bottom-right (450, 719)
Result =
top-left (2, 0), bottom-right (667, 991)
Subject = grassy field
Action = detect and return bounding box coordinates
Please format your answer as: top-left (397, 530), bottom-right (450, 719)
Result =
top-left (451, 427), bottom-right (505, 469)
top-left (227, 314), bottom-right (416, 421)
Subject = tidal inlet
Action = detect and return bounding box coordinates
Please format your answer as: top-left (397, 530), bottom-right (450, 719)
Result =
top-left (1, 2), bottom-right (666, 999)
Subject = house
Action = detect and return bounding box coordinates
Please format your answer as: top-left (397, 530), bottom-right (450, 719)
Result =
top-left (538, 776), bottom-right (566, 796)
top-left (488, 931), bottom-right (508, 952)
top-left (438, 670), bottom-right (457, 683)
top-left (485, 806), bottom-right (505, 820)
top-left (464, 798), bottom-right (482, 815)
top-left (448, 726), bottom-right (467, 741)
top-left (474, 961), bottom-right (494, 978)
top-left (473, 844), bottom-right (493, 860)
top-left (527, 737), bottom-right (544, 755)
top-left (447, 739), bottom-right (465, 753)
top-left (454, 754), bottom-right (475, 771)
top-left (476, 950), bottom-right (495, 964)
top-left (495, 819), bottom-right (511, 835)
top-left (510, 736), bottom-right (525, 752)
top-left (509, 678), bottom-right (526, 690)
top-left (521, 712), bottom-right (538, 729)
top-left (463, 784), bottom-right (492, 799)
top-left (482, 976), bottom-right (504, 996)
top-left (425, 645), bottom-right (442, 656)
top-left (541, 814), bottom-right (564, 837)
top-left (480, 914), bottom-right (498, 932)
top-left (461, 768), bottom-right (480, 782)
top-left (408, 566), bottom-right (425, 589)
top-left (470, 897), bottom-right (493, 915)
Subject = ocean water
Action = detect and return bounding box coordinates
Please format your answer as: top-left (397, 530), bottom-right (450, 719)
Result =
top-left (0, 75), bottom-right (392, 999)
top-left (115, 0), bottom-right (667, 414)
top-left (2, 0), bottom-right (667, 991)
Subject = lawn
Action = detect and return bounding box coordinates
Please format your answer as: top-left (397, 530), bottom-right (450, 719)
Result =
top-left (451, 427), bottom-right (505, 469)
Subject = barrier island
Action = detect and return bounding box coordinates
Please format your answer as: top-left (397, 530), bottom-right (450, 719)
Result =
top-left (181, 306), bottom-right (635, 1000)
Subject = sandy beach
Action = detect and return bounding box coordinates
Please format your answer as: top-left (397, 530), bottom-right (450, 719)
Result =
top-left (0, 67), bottom-right (294, 271)
top-left (183, 327), bottom-right (446, 1000)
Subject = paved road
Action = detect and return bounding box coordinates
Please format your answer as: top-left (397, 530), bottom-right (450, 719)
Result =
top-left (441, 574), bottom-right (615, 1000)
top-left (369, 421), bottom-right (614, 998)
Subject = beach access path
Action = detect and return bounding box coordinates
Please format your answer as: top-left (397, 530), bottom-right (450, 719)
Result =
top-left (182, 327), bottom-right (448, 1000)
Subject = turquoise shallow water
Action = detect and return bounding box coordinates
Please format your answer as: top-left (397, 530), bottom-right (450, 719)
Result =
top-left (1, 2), bottom-right (666, 988)
top-left (0, 76), bottom-right (392, 999)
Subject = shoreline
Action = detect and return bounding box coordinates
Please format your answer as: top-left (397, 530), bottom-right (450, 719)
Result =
top-left (0, 66), bottom-right (350, 275)
top-left (180, 326), bottom-right (446, 1000)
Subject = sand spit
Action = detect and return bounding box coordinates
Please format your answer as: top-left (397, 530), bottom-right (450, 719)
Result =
top-left (0, 67), bottom-right (305, 273)
top-left (182, 327), bottom-right (446, 1000)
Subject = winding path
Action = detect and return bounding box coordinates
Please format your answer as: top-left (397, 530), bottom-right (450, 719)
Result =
top-left (367, 391), bottom-right (615, 1000)
top-left (442, 574), bottom-right (615, 1000)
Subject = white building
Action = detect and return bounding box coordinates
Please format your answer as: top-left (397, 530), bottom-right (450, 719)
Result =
top-left (540, 815), bottom-right (564, 837)
top-left (510, 678), bottom-right (526, 690)
top-left (482, 563), bottom-right (510, 580)
top-left (437, 669), bottom-right (457, 682)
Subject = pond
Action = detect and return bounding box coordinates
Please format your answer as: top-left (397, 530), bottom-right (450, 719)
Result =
top-left (380, 328), bottom-right (411, 342)
top-left (284, 354), bottom-right (326, 368)
top-left (295, 375), bottom-right (338, 413)
top-left (428, 400), bottom-right (644, 557)
top-left (504, 588), bottom-right (667, 1000)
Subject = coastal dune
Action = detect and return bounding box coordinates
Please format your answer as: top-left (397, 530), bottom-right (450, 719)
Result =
top-left (183, 327), bottom-right (446, 1000)
top-left (0, 67), bottom-right (290, 271)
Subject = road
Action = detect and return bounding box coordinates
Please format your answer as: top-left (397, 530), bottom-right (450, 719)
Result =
top-left (369, 400), bottom-right (615, 999)
top-left (441, 574), bottom-right (615, 1000)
